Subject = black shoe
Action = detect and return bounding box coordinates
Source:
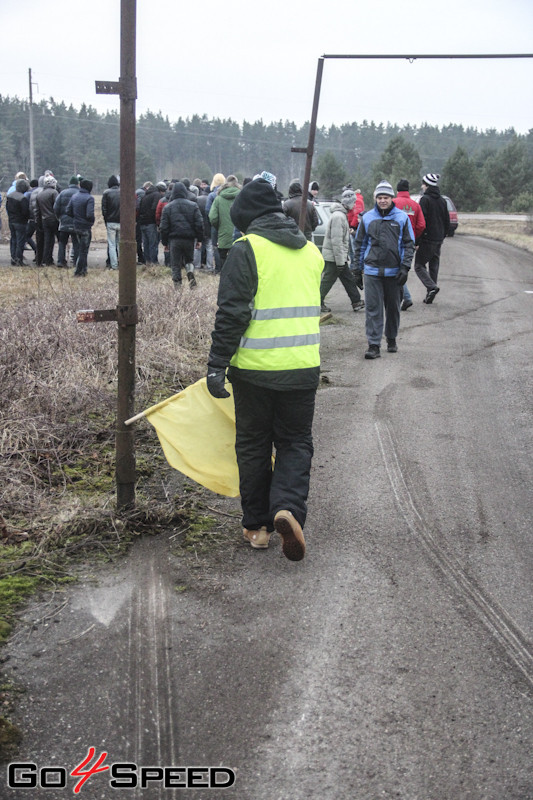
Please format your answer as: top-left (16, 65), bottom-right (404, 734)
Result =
top-left (352, 300), bottom-right (365, 311)
top-left (401, 299), bottom-right (413, 311)
top-left (387, 338), bottom-right (398, 353)
top-left (365, 344), bottom-right (381, 359)
top-left (321, 303), bottom-right (331, 313)
top-left (424, 287), bottom-right (440, 304)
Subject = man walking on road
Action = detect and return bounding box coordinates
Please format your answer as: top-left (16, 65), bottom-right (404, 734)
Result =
top-left (354, 180), bottom-right (415, 359)
top-left (320, 188), bottom-right (364, 313)
top-left (206, 178), bottom-right (324, 561)
top-left (394, 179), bottom-right (426, 310)
top-left (414, 173), bottom-right (450, 304)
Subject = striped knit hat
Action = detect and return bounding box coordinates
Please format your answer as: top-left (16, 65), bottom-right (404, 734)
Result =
top-left (422, 173), bottom-right (440, 186)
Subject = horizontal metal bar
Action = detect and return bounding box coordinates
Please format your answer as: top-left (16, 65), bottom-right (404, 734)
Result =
top-left (291, 147), bottom-right (308, 153)
top-left (322, 53), bottom-right (533, 60)
top-left (95, 80), bottom-right (121, 95)
top-left (76, 305), bottom-right (138, 324)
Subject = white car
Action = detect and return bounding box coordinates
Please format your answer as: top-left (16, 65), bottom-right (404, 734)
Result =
top-left (310, 202), bottom-right (333, 251)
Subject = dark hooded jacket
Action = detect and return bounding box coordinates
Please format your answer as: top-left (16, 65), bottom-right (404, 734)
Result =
top-left (159, 182), bottom-right (204, 245)
top-left (419, 185), bottom-right (450, 242)
top-left (282, 182), bottom-right (319, 240)
top-left (209, 179), bottom-right (321, 390)
top-left (101, 176), bottom-right (120, 223)
top-left (138, 185), bottom-right (162, 225)
top-left (6, 180), bottom-right (30, 225)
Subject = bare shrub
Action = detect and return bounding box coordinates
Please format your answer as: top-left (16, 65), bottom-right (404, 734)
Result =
top-left (0, 269), bottom-right (218, 534)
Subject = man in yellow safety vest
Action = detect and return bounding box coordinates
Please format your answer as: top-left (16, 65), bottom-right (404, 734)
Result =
top-left (206, 177), bottom-right (324, 561)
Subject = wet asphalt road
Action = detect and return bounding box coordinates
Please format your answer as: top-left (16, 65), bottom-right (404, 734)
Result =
top-left (2, 234), bottom-right (533, 800)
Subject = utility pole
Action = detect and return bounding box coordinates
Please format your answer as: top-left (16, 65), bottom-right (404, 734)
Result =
top-left (93, 0), bottom-right (138, 511)
top-left (28, 69), bottom-right (35, 179)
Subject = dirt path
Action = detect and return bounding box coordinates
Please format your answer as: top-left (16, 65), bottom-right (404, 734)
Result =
top-left (2, 235), bottom-right (533, 800)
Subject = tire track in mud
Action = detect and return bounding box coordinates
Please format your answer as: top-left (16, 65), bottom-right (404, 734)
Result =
top-left (126, 547), bottom-right (179, 799)
top-left (375, 420), bottom-right (533, 689)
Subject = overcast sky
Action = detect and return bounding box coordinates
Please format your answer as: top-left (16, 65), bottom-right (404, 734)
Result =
top-left (1, 0), bottom-right (532, 135)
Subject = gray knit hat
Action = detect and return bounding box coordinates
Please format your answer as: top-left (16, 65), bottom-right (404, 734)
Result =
top-left (375, 180), bottom-right (394, 197)
top-left (341, 189), bottom-right (356, 209)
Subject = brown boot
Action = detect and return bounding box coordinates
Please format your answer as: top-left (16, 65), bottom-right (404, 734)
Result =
top-left (274, 510), bottom-right (306, 561)
top-left (243, 526), bottom-right (271, 549)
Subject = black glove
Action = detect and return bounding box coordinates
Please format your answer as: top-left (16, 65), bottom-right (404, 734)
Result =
top-left (353, 270), bottom-right (363, 290)
top-left (207, 367), bottom-right (230, 399)
top-left (397, 269), bottom-right (409, 286)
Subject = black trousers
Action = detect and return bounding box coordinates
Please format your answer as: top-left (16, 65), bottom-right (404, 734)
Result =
top-left (231, 377), bottom-right (316, 532)
top-left (414, 240), bottom-right (442, 291)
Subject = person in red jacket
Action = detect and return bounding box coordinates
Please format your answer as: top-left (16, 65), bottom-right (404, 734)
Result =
top-left (393, 179), bottom-right (425, 310)
top-left (347, 188), bottom-right (365, 270)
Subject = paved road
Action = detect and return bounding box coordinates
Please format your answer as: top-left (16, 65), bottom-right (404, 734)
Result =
top-left (2, 235), bottom-right (533, 800)
top-left (459, 213), bottom-right (529, 221)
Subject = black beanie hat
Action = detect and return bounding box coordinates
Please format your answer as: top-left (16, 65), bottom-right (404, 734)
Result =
top-left (80, 179), bottom-right (93, 192)
top-left (230, 178), bottom-right (282, 233)
top-left (397, 179), bottom-right (409, 192)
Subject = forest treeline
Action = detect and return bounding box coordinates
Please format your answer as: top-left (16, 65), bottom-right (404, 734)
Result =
top-left (1, 95), bottom-right (532, 211)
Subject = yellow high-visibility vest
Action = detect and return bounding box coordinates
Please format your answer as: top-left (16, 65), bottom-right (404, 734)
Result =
top-left (230, 233), bottom-right (324, 372)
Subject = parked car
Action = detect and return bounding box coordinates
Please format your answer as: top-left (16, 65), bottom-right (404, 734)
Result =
top-left (310, 202), bottom-right (333, 251)
top-left (412, 194), bottom-right (458, 237)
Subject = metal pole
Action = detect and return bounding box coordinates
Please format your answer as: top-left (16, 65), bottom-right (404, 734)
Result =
top-left (322, 53), bottom-right (533, 60)
top-left (297, 57), bottom-right (324, 233)
top-left (116, 0), bottom-right (137, 510)
top-left (28, 69), bottom-right (35, 179)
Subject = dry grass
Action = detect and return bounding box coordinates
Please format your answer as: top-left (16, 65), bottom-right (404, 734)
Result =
top-left (0, 266), bottom-right (218, 540)
top-left (457, 217), bottom-right (533, 255)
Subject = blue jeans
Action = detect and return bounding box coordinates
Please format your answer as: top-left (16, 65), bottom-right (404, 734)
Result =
top-left (11, 222), bottom-right (28, 264)
top-left (402, 282), bottom-right (412, 302)
top-left (141, 223), bottom-right (159, 264)
top-left (106, 222), bottom-right (120, 269)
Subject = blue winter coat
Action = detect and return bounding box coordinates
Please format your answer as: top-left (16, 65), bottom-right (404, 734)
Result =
top-left (353, 204), bottom-right (415, 277)
top-left (65, 188), bottom-right (95, 231)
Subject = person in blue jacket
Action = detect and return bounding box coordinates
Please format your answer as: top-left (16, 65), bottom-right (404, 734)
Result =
top-left (353, 180), bottom-right (415, 359)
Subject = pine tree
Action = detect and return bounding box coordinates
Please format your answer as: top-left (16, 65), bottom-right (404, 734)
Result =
top-left (441, 147), bottom-right (485, 211)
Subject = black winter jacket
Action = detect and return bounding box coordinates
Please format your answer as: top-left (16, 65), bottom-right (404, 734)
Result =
top-left (159, 183), bottom-right (203, 245)
top-left (208, 212), bottom-right (320, 391)
top-left (102, 185), bottom-right (120, 223)
top-left (138, 186), bottom-right (162, 225)
top-left (419, 186), bottom-right (450, 242)
top-left (6, 191), bottom-right (30, 225)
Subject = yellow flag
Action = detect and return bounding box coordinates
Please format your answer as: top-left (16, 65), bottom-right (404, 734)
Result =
top-left (144, 378), bottom-right (239, 497)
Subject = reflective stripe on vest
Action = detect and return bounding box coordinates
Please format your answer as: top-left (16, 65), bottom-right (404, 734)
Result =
top-left (230, 233), bottom-right (324, 372)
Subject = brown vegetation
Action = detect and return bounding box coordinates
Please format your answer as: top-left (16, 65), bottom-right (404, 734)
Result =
top-left (457, 216), bottom-right (533, 255)
top-left (0, 266), bottom-right (218, 539)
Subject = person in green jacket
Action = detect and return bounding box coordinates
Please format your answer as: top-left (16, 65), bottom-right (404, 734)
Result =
top-left (208, 175), bottom-right (241, 273)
